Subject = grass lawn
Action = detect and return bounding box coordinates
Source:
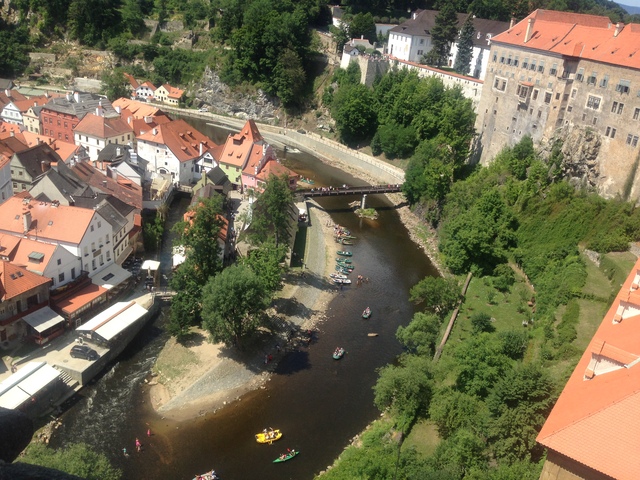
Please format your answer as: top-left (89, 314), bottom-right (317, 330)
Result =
top-left (450, 274), bottom-right (533, 345)
top-left (404, 420), bottom-right (440, 458)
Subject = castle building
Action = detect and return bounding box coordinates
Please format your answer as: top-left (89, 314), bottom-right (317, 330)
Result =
top-left (475, 10), bottom-right (640, 200)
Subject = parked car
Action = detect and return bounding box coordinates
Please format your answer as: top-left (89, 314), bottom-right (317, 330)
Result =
top-left (70, 345), bottom-right (99, 361)
top-left (199, 107), bottom-right (208, 112)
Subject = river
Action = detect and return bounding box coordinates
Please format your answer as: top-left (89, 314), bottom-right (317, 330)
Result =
top-left (50, 119), bottom-right (438, 479)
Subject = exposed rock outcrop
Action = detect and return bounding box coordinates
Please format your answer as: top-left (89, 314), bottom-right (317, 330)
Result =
top-left (191, 67), bottom-right (281, 123)
top-left (542, 126), bottom-right (602, 189)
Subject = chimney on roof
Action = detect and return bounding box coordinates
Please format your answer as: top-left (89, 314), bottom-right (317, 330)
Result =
top-left (103, 180), bottom-right (107, 187)
top-left (37, 137), bottom-right (41, 145)
top-left (23, 211), bottom-right (31, 233)
top-left (110, 166), bottom-right (117, 180)
top-left (96, 102), bottom-right (103, 117)
top-left (614, 22), bottom-right (624, 37)
top-left (9, 131), bottom-right (14, 137)
top-left (115, 106), bottom-right (121, 114)
top-left (525, 18), bottom-right (535, 43)
top-left (5, 89), bottom-right (11, 98)
top-left (144, 116), bottom-right (152, 124)
top-left (510, 17), bottom-right (516, 29)
top-left (152, 127), bottom-right (158, 135)
top-left (41, 160), bottom-right (51, 173)
top-left (116, 146), bottom-right (121, 156)
top-left (200, 142), bottom-right (203, 156)
top-left (66, 92), bottom-right (71, 101)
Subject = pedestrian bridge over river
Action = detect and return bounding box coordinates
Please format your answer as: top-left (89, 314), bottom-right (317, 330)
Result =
top-left (299, 184), bottom-right (402, 198)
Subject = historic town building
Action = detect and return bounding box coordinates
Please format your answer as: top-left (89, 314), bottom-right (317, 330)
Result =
top-left (476, 10), bottom-right (640, 199)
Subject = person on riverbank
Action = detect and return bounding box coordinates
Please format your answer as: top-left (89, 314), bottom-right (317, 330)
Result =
top-left (135, 438), bottom-right (142, 452)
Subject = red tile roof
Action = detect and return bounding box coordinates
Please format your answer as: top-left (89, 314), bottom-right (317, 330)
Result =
top-left (0, 260), bottom-right (51, 301)
top-left (255, 159), bottom-right (298, 184)
top-left (21, 132), bottom-right (80, 162)
top-left (9, 237), bottom-right (57, 274)
top-left (537, 258), bottom-right (640, 479)
top-left (54, 282), bottom-right (107, 316)
top-left (112, 98), bottom-right (168, 119)
top-left (218, 120), bottom-right (263, 169)
top-left (74, 113), bottom-right (134, 138)
top-left (0, 196), bottom-right (96, 244)
top-left (161, 84), bottom-right (184, 99)
top-left (493, 9), bottom-right (640, 69)
top-left (0, 234), bottom-right (22, 259)
top-left (124, 72), bottom-right (140, 90)
top-left (0, 89), bottom-right (27, 108)
top-left (13, 95), bottom-right (51, 113)
top-left (136, 119), bottom-right (217, 163)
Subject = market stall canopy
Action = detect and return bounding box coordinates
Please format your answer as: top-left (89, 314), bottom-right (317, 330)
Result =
top-left (0, 362), bottom-right (61, 409)
top-left (76, 300), bottom-right (148, 343)
top-left (22, 307), bottom-right (65, 333)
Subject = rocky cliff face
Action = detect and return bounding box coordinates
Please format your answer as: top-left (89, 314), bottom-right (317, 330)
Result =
top-left (541, 126), bottom-right (602, 189)
top-left (191, 67), bottom-right (281, 123)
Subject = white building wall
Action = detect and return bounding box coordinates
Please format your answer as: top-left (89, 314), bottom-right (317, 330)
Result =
top-left (449, 43), bottom-right (491, 80)
top-left (1, 103), bottom-right (22, 125)
top-left (42, 247), bottom-right (82, 288)
top-left (76, 212), bottom-right (115, 277)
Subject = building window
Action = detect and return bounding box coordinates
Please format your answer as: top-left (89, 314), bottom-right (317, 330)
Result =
top-left (522, 58), bottom-right (529, 69)
top-left (627, 134), bottom-right (639, 147)
top-left (605, 127), bottom-right (617, 138)
top-left (567, 105), bottom-right (573, 112)
top-left (71, 267), bottom-right (76, 279)
top-left (516, 84), bottom-right (529, 99)
top-left (593, 117), bottom-right (598, 125)
top-left (571, 89), bottom-right (577, 98)
top-left (98, 221), bottom-right (101, 228)
top-left (634, 108), bottom-right (640, 120)
top-left (492, 52), bottom-right (497, 62)
top-left (91, 225), bottom-right (94, 232)
top-left (57, 259), bottom-right (61, 265)
top-left (614, 79), bottom-right (630, 94)
top-left (550, 64), bottom-right (558, 76)
top-left (417, 50), bottom-right (423, 55)
top-left (600, 75), bottom-right (609, 88)
top-left (514, 56), bottom-right (519, 66)
top-left (530, 60), bottom-right (537, 71)
top-left (92, 259), bottom-right (96, 270)
top-left (532, 89), bottom-right (539, 100)
top-left (537, 61), bottom-right (545, 73)
top-left (507, 54), bottom-right (513, 65)
top-left (419, 39), bottom-right (424, 45)
top-left (544, 92), bottom-right (552, 104)
top-left (587, 73), bottom-right (597, 85)
top-left (58, 273), bottom-right (65, 282)
top-left (611, 102), bottom-right (624, 114)
top-left (586, 95), bottom-right (601, 110)
top-left (493, 77), bottom-right (507, 91)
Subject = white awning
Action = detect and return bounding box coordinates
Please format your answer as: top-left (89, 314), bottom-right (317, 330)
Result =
top-left (22, 307), bottom-right (65, 333)
top-left (0, 362), bottom-right (61, 409)
top-left (91, 263), bottom-right (132, 290)
top-left (76, 301), bottom-right (148, 342)
top-left (141, 260), bottom-right (160, 271)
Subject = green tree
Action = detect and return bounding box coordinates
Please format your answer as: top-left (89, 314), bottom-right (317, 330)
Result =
top-left (68, 0), bottom-right (121, 45)
top-left (332, 84), bottom-right (377, 145)
top-left (429, 428), bottom-right (489, 476)
top-left (201, 264), bottom-right (270, 348)
top-left (429, 387), bottom-right (490, 439)
top-left (396, 312), bottom-right (442, 356)
top-left (409, 276), bottom-right (460, 316)
top-left (371, 122), bottom-right (417, 159)
top-left (373, 355), bottom-right (434, 432)
top-left (470, 311), bottom-right (494, 334)
top-left (120, 0), bottom-right (146, 35)
top-left (249, 174), bottom-right (294, 247)
top-left (241, 240), bottom-right (288, 296)
top-left (329, 24), bottom-right (349, 53)
top-left (167, 259), bottom-right (203, 338)
top-left (423, 3), bottom-right (459, 68)
top-left (454, 15), bottom-right (475, 76)
top-left (348, 12), bottom-right (376, 44)
top-left (21, 443), bottom-right (120, 480)
top-left (453, 333), bottom-right (512, 398)
top-left (273, 48), bottom-right (306, 108)
top-left (101, 68), bottom-right (131, 101)
top-left (173, 195), bottom-right (225, 284)
top-left (0, 21), bottom-right (30, 77)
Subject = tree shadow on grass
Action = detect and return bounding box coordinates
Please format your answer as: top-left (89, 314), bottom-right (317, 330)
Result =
top-left (176, 330), bottom-right (207, 348)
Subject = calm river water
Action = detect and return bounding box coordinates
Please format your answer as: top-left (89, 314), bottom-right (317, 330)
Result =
top-left (50, 119), bottom-right (438, 479)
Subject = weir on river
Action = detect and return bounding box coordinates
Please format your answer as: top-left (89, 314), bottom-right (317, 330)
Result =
top-left (50, 119), bottom-right (438, 480)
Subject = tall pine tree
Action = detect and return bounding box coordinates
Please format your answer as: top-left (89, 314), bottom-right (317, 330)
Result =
top-left (423, 4), bottom-right (459, 69)
top-left (454, 15), bottom-right (475, 76)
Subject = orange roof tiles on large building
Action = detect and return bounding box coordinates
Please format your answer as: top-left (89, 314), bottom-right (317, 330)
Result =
top-left (0, 196), bottom-right (96, 245)
top-left (493, 9), bottom-right (640, 69)
top-left (537, 258), bottom-right (640, 480)
top-left (0, 261), bottom-right (50, 301)
top-left (9, 237), bottom-right (58, 275)
top-left (112, 98), bottom-right (169, 120)
top-left (219, 120), bottom-right (264, 169)
top-left (137, 119), bottom-right (217, 163)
